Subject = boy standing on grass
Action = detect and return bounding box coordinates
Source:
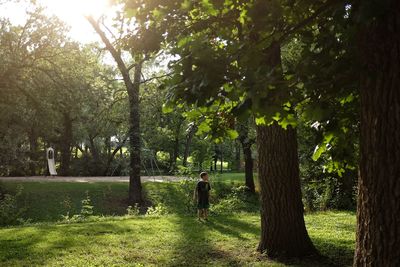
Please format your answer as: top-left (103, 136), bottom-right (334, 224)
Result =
top-left (193, 172), bottom-right (211, 221)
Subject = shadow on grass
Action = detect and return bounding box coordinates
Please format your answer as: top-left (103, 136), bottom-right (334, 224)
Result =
top-left (159, 184), bottom-right (263, 266)
top-left (206, 215), bottom-right (259, 240)
top-left (0, 221), bottom-right (133, 266)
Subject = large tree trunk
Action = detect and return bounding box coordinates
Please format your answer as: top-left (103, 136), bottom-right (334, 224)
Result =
top-left (257, 41), bottom-right (316, 257)
top-left (354, 2), bottom-right (400, 265)
top-left (257, 123), bottom-right (317, 257)
top-left (59, 112), bottom-right (72, 176)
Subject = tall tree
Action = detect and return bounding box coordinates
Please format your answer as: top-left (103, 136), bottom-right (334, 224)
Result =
top-left (86, 15), bottom-right (143, 204)
top-left (354, 1), bottom-right (400, 265)
top-left (122, 0), bottom-right (321, 257)
top-left (251, 37), bottom-right (315, 255)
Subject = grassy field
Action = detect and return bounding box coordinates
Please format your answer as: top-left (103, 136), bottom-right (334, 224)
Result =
top-left (210, 172), bottom-right (258, 184)
top-left (0, 177), bottom-right (355, 266)
top-left (0, 211), bottom-right (355, 266)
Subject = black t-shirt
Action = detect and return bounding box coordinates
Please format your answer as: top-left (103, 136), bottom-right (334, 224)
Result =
top-left (196, 180), bottom-right (211, 204)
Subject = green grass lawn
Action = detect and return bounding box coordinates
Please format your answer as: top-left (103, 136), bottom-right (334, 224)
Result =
top-left (0, 180), bottom-right (355, 266)
top-left (211, 172), bottom-right (258, 184)
top-left (0, 212), bottom-right (355, 267)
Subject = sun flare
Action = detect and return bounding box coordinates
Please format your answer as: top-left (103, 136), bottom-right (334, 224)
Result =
top-left (39, 0), bottom-right (111, 42)
top-left (41, 0), bottom-right (110, 19)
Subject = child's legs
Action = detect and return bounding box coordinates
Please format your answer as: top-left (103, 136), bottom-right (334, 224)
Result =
top-left (204, 209), bottom-right (208, 219)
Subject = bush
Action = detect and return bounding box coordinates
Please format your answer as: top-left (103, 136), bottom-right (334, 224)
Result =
top-left (210, 185), bottom-right (259, 214)
top-left (145, 203), bottom-right (168, 216)
top-left (126, 203), bottom-right (140, 216)
top-left (177, 178), bottom-right (197, 213)
top-left (0, 185), bottom-right (26, 226)
top-left (60, 192), bottom-right (95, 223)
top-left (80, 192), bottom-right (94, 217)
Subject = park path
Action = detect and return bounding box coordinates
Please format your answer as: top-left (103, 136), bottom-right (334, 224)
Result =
top-left (0, 176), bottom-right (185, 183)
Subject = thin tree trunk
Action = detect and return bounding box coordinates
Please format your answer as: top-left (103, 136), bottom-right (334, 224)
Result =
top-left (238, 119), bottom-right (255, 193)
top-left (243, 143), bottom-right (255, 193)
top-left (170, 118), bottom-right (183, 173)
top-left (220, 152), bottom-right (223, 173)
top-left (354, 2), bottom-right (400, 265)
top-left (87, 16), bottom-right (142, 204)
top-left (103, 138), bottom-right (127, 176)
top-left (235, 140), bottom-right (241, 171)
top-left (183, 124), bottom-right (196, 167)
top-left (88, 136), bottom-right (100, 172)
top-left (257, 123), bottom-right (317, 257)
top-left (28, 127), bottom-right (38, 176)
top-left (59, 112), bottom-right (72, 176)
top-left (336, 170), bottom-right (356, 210)
top-left (127, 58), bottom-right (143, 204)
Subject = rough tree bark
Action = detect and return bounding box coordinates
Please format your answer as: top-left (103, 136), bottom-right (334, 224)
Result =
top-left (87, 16), bottom-right (142, 204)
top-left (257, 42), bottom-right (316, 257)
top-left (257, 123), bottom-right (317, 257)
top-left (354, 2), bottom-right (400, 265)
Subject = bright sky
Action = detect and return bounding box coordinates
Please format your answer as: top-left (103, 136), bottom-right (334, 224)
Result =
top-left (0, 0), bottom-right (113, 43)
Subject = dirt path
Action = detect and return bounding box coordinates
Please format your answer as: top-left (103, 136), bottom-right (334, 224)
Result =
top-left (0, 176), bottom-right (186, 183)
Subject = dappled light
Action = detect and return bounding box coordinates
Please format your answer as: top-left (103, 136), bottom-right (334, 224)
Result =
top-left (0, 0), bottom-right (399, 265)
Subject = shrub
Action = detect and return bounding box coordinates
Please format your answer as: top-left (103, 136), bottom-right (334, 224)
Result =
top-left (0, 185), bottom-right (26, 226)
top-left (60, 192), bottom-right (95, 223)
top-left (145, 203), bottom-right (168, 216)
top-left (126, 203), bottom-right (140, 216)
top-left (210, 185), bottom-right (259, 214)
top-left (177, 178), bottom-right (197, 213)
top-left (80, 191), bottom-right (94, 217)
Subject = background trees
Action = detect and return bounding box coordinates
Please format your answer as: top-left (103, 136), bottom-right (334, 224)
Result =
top-left (1, 0), bottom-right (399, 264)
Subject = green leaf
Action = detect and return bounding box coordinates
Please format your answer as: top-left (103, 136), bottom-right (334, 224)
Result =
top-left (226, 129), bottom-right (239, 139)
top-left (312, 144), bottom-right (326, 161)
top-left (296, 82), bottom-right (304, 89)
top-left (196, 120), bottom-right (212, 135)
top-left (201, 0), bottom-right (218, 16)
top-left (177, 36), bottom-right (192, 48)
top-left (255, 117), bottom-right (266, 125)
top-left (279, 114), bottom-right (297, 129)
top-left (162, 104), bottom-right (174, 114)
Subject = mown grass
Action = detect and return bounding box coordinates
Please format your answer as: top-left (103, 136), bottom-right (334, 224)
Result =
top-left (211, 172), bottom-right (258, 184)
top-left (1, 174), bottom-right (256, 222)
top-left (0, 179), bottom-right (355, 266)
top-left (1, 182), bottom-right (129, 222)
top-left (0, 211), bottom-right (355, 267)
